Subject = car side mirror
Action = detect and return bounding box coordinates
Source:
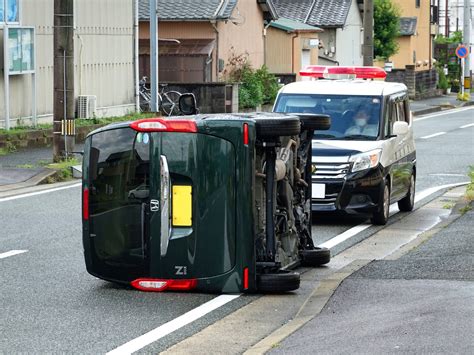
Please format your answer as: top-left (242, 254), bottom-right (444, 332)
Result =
top-left (179, 93), bottom-right (198, 115)
top-left (393, 121), bottom-right (409, 136)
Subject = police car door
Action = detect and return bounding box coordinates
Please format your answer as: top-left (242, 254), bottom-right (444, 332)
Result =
top-left (385, 95), bottom-right (408, 200)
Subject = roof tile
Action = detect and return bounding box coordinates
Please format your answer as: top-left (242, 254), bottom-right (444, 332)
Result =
top-left (139, 0), bottom-right (238, 21)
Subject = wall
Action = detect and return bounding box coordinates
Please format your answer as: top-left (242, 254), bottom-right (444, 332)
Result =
top-left (218, 0), bottom-right (265, 80)
top-left (139, 21), bottom-right (216, 80)
top-left (0, 0), bottom-right (135, 129)
top-left (386, 66), bottom-right (439, 99)
top-left (391, 0), bottom-right (432, 71)
top-left (163, 83), bottom-right (238, 114)
top-left (334, 0), bottom-right (363, 66)
top-left (266, 27), bottom-right (293, 74)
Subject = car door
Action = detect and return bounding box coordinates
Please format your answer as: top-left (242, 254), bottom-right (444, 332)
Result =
top-left (382, 95), bottom-right (405, 200)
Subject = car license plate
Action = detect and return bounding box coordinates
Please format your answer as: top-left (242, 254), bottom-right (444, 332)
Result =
top-left (312, 184), bottom-right (325, 199)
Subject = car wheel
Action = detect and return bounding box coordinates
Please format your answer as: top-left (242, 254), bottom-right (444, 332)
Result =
top-left (398, 174), bottom-right (415, 212)
top-left (300, 247), bottom-right (331, 266)
top-left (295, 114), bottom-right (331, 131)
top-left (256, 270), bottom-right (300, 293)
top-left (371, 180), bottom-right (390, 225)
top-left (254, 115), bottom-right (301, 138)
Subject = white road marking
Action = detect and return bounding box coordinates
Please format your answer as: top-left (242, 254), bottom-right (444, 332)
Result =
top-left (0, 250), bottom-right (28, 259)
top-left (460, 123), bottom-right (474, 129)
top-left (414, 106), bottom-right (474, 121)
top-left (318, 182), bottom-right (468, 250)
top-left (420, 132), bottom-right (446, 139)
top-left (429, 173), bottom-right (466, 177)
top-left (0, 183), bottom-right (81, 203)
top-left (107, 294), bottom-right (240, 355)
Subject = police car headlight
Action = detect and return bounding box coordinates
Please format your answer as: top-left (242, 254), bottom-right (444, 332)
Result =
top-left (349, 149), bottom-right (381, 172)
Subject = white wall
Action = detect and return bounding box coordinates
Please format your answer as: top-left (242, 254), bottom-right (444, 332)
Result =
top-left (335, 0), bottom-right (363, 66)
top-left (0, 0), bottom-right (135, 128)
top-left (317, 0), bottom-right (363, 66)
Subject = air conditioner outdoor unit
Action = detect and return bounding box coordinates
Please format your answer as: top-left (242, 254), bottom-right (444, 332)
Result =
top-left (77, 95), bottom-right (97, 119)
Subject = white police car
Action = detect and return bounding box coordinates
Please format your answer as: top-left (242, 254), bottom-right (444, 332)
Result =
top-left (274, 66), bottom-right (416, 225)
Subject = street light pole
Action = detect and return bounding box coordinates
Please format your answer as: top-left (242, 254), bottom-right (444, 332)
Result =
top-left (150, 0), bottom-right (159, 112)
top-left (463, 0), bottom-right (471, 92)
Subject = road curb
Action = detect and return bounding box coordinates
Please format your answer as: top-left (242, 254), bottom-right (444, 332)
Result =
top-left (243, 260), bottom-right (371, 355)
top-left (0, 169), bottom-right (57, 193)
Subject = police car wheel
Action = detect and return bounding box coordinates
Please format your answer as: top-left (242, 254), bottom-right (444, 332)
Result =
top-left (300, 247), bottom-right (331, 266)
top-left (254, 116), bottom-right (301, 138)
top-left (256, 270), bottom-right (300, 293)
top-left (398, 174), bottom-right (415, 212)
top-left (371, 181), bottom-right (390, 225)
top-left (295, 114), bottom-right (331, 131)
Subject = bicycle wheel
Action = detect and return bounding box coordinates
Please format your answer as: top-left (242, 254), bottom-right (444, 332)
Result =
top-left (161, 91), bottom-right (181, 116)
top-left (139, 92), bottom-right (151, 112)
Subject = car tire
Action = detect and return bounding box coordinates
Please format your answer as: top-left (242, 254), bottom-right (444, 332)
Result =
top-left (254, 115), bottom-right (301, 138)
top-left (300, 247), bottom-right (331, 266)
top-left (371, 180), bottom-right (390, 225)
top-left (256, 270), bottom-right (300, 293)
top-left (296, 114), bottom-right (331, 131)
top-left (398, 174), bottom-right (416, 212)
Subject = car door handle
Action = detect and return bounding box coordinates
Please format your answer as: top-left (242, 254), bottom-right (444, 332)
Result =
top-left (160, 155), bottom-right (171, 257)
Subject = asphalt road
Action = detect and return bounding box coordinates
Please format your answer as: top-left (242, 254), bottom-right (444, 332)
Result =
top-left (1, 107), bottom-right (473, 353)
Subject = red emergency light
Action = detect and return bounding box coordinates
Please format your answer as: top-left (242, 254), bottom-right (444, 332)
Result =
top-left (300, 65), bottom-right (387, 80)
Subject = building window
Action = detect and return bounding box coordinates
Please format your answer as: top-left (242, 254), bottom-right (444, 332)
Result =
top-left (0, 0), bottom-right (19, 23)
top-left (415, 0), bottom-right (420, 8)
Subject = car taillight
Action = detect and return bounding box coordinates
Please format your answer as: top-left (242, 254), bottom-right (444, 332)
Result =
top-left (243, 123), bottom-right (249, 145)
top-left (131, 278), bottom-right (198, 292)
top-left (130, 118), bottom-right (197, 133)
top-left (83, 187), bottom-right (89, 220)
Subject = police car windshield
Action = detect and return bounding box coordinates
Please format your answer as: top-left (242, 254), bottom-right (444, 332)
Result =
top-left (275, 94), bottom-right (382, 140)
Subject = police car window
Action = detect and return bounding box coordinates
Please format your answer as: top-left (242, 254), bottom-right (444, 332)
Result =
top-left (275, 94), bottom-right (382, 140)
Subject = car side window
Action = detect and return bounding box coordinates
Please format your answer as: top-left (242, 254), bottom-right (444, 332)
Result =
top-left (384, 100), bottom-right (398, 137)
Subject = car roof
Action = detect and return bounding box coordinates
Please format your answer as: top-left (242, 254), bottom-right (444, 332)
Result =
top-left (279, 79), bottom-right (407, 97)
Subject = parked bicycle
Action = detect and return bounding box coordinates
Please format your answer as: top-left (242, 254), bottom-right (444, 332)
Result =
top-left (139, 77), bottom-right (181, 116)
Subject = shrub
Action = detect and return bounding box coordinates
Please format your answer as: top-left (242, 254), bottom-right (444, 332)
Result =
top-left (437, 68), bottom-right (449, 90)
top-left (224, 49), bottom-right (279, 109)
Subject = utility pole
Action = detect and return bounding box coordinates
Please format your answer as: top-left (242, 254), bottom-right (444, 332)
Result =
top-left (463, 0), bottom-right (471, 91)
top-left (363, 0), bottom-right (374, 66)
top-left (53, 0), bottom-right (75, 161)
top-left (150, 0), bottom-right (159, 112)
top-left (445, 0), bottom-right (449, 37)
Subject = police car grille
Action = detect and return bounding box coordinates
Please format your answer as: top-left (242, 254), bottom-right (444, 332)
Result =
top-left (312, 162), bottom-right (350, 180)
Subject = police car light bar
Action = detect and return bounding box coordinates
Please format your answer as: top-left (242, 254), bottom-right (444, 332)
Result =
top-left (300, 65), bottom-right (387, 80)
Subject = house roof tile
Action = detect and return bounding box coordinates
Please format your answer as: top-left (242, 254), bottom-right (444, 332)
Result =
top-left (271, 0), bottom-right (352, 28)
top-left (270, 17), bottom-right (322, 32)
top-left (139, 0), bottom-right (238, 21)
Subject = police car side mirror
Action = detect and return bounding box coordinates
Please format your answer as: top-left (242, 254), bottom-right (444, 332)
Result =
top-left (179, 94), bottom-right (198, 115)
top-left (393, 121), bottom-right (409, 136)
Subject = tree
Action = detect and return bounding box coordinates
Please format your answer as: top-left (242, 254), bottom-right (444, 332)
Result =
top-left (374, 0), bottom-right (400, 60)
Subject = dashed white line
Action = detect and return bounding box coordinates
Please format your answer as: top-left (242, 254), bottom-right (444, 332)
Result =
top-left (420, 132), bottom-right (447, 139)
top-left (460, 123), bottom-right (474, 129)
top-left (0, 250), bottom-right (28, 259)
top-left (107, 294), bottom-right (241, 355)
top-left (0, 183), bottom-right (81, 203)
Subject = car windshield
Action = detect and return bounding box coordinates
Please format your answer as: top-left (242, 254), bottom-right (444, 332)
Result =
top-left (274, 94), bottom-right (382, 140)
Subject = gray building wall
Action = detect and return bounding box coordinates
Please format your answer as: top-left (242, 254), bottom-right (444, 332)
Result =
top-left (0, 0), bottom-right (135, 128)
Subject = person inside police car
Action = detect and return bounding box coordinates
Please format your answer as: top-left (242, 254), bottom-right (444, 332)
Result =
top-left (345, 108), bottom-right (378, 136)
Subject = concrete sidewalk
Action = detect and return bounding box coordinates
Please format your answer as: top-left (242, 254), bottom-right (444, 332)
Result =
top-left (269, 196), bottom-right (474, 354)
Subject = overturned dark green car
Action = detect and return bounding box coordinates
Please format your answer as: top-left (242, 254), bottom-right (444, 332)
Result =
top-left (82, 97), bottom-right (331, 293)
